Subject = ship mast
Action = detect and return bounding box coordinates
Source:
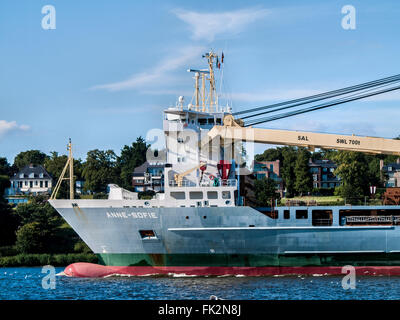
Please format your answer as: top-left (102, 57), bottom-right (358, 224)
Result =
top-left (50, 138), bottom-right (74, 200)
top-left (188, 50), bottom-right (221, 113)
top-left (204, 51), bottom-right (218, 112)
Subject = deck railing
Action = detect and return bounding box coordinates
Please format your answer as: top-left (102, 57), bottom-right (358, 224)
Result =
top-left (168, 179), bottom-right (237, 188)
top-left (344, 215), bottom-right (400, 224)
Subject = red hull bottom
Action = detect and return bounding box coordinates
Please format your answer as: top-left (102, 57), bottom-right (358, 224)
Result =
top-left (62, 263), bottom-right (400, 278)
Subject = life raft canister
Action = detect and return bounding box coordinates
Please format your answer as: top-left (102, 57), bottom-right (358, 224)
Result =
top-left (209, 174), bottom-right (215, 180)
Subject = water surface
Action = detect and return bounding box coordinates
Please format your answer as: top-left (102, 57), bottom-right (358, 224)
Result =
top-left (0, 267), bottom-right (398, 300)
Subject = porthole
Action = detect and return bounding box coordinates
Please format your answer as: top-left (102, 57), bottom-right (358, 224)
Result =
top-left (225, 200), bottom-right (231, 205)
top-left (185, 216), bottom-right (189, 219)
top-left (144, 201), bottom-right (150, 206)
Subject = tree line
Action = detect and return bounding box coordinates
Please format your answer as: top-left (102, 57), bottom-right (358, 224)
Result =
top-left (0, 136), bottom-right (150, 198)
top-left (255, 146), bottom-right (398, 204)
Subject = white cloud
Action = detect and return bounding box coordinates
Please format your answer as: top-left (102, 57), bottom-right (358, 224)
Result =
top-left (173, 8), bottom-right (269, 42)
top-left (0, 120), bottom-right (30, 138)
top-left (91, 46), bottom-right (206, 92)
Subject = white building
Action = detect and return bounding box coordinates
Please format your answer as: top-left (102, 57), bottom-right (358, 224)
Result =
top-left (10, 164), bottom-right (53, 195)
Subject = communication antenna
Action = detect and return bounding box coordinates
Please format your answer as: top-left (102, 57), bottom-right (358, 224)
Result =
top-left (50, 138), bottom-right (74, 200)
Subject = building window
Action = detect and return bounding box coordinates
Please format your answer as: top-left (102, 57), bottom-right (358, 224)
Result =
top-left (40, 181), bottom-right (43, 188)
top-left (35, 181), bottom-right (38, 186)
top-left (29, 181), bottom-right (33, 188)
top-left (45, 181), bottom-right (48, 188)
top-left (24, 181), bottom-right (28, 186)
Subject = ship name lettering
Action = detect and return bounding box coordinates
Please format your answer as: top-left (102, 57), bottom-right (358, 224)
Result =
top-left (106, 211), bottom-right (157, 219)
top-left (106, 211), bottom-right (128, 219)
top-left (132, 212), bottom-right (157, 219)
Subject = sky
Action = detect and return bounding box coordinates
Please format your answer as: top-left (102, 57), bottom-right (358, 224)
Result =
top-left (1, 0), bottom-right (400, 163)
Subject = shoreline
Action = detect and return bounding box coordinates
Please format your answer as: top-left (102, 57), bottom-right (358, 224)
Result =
top-left (0, 253), bottom-right (97, 268)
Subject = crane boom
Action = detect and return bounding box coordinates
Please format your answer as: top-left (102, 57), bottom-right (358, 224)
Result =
top-left (205, 118), bottom-right (400, 155)
top-left (174, 162), bottom-right (207, 187)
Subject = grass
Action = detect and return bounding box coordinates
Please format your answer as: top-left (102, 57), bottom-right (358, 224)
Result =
top-left (280, 195), bottom-right (383, 206)
top-left (281, 196), bottom-right (343, 204)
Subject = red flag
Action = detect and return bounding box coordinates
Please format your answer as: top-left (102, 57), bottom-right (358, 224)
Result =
top-left (221, 52), bottom-right (224, 63)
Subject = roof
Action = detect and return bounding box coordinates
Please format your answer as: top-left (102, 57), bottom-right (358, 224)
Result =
top-left (133, 161), bottom-right (165, 176)
top-left (308, 159), bottom-right (337, 168)
top-left (11, 164), bottom-right (53, 180)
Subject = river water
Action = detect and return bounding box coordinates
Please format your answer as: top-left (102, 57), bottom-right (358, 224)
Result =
top-left (1, 267), bottom-right (399, 300)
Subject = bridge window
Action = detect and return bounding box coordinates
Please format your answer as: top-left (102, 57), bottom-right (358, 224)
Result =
top-left (296, 210), bottom-right (308, 219)
top-left (189, 191), bottom-right (203, 199)
top-left (171, 192), bottom-right (185, 200)
top-left (312, 210), bottom-right (333, 226)
top-left (222, 191), bottom-right (231, 199)
top-left (207, 191), bottom-right (218, 199)
top-left (284, 210), bottom-right (290, 219)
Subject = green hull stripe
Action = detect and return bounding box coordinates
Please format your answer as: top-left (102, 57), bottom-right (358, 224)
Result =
top-left (97, 253), bottom-right (400, 267)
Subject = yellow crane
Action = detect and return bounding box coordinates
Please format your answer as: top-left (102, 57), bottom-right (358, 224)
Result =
top-left (203, 72), bottom-right (400, 156)
top-left (205, 114), bottom-right (400, 156)
top-left (174, 162), bottom-right (207, 187)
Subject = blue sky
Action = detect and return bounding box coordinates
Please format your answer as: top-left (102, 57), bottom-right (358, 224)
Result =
top-left (1, 0), bottom-right (400, 163)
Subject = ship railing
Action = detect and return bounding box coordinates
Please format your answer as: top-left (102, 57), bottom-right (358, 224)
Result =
top-left (344, 215), bottom-right (400, 224)
top-left (312, 219), bottom-right (333, 226)
top-left (168, 180), bottom-right (197, 187)
top-left (168, 179), bottom-right (237, 188)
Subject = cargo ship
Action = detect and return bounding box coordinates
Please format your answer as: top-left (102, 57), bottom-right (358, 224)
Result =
top-left (49, 51), bottom-right (400, 277)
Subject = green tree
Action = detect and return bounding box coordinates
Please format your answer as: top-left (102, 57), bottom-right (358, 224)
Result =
top-left (281, 146), bottom-right (297, 198)
top-left (44, 152), bottom-right (83, 198)
top-left (117, 137), bottom-right (149, 190)
top-left (82, 149), bottom-right (119, 193)
top-left (255, 147), bottom-right (283, 162)
top-left (332, 151), bottom-right (369, 204)
top-left (0, 178), bottom-right (19, 246)
top-left (254, 177), bottom-right (279, 206)
top-left (14, 197), bottom-right (61, 227)
top-left (294, 148), bottom-right (312, 196)
top-left (13, 150), bottom-right (48, 170)
top-left (15, 222), bottom-right (50, 254)
top-left (0, 157), bottom-right (11, 176)
top-left (14, 197), bottom-right (78, 253)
